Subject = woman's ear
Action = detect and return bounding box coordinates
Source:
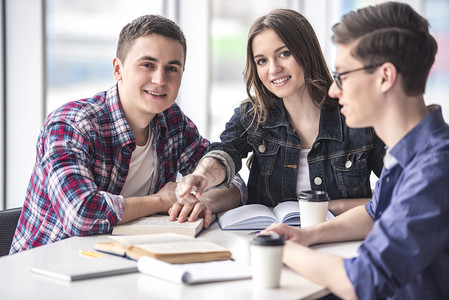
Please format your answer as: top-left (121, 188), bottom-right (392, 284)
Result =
top-left (112, 57), bottom-right (123, 81)
top-left (379, 62), bottom-right (397, 93)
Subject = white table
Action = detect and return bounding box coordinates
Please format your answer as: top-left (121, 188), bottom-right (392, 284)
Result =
top-left (0, 222), bottom-right (361, 300)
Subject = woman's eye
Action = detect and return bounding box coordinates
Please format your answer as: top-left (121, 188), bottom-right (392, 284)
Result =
top-left (256, 58), bottom-right (267, 65)
top-left (280, 50), bottom-right (291, 57)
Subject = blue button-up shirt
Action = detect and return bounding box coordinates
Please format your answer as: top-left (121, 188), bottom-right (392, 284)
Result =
top-left (344, 106), bottom-right (449, 299)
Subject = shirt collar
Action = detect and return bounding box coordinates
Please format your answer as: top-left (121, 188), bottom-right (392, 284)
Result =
top-left (316, 104), bottom-right (343, 141)
top-left (262, 98), bottom-right (343, 141)
top-left (106, 84), bottom-right (135, 149)
top-left (383, 150), bottom-right (398, 169)
top-left (389, 105), bottom-right (445, 168)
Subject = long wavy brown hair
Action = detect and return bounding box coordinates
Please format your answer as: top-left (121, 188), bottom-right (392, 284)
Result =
top-left (243, 9), bottom-right (335, 129)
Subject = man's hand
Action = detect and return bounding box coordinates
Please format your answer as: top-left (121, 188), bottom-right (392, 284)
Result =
top-left (154, 181), bottom-right (178, 211)
top-left (168, 193), bottom-right (213, 228)
top-left (176, 173), bottom-right (209, 204)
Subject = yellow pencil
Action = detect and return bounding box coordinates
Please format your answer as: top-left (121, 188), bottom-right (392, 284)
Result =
top-left (79, 250), bottom-right (105, 258)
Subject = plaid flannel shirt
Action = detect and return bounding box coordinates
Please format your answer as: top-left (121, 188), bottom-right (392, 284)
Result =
top-left (10, 85), bottom-right (247, 254)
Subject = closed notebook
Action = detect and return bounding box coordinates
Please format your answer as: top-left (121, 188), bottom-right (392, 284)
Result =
top-left (30, 252), bottom-right (138, 281)
top-left (111, 215), bottom-right (210, 237)
top-left (94, 233), bottom-right (232, 264)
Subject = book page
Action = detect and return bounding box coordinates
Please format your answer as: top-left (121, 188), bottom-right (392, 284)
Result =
top-left (134, 241), bottom-right (227, 254)
top-left (112, 215), bottom-right (204, 236)
top-left (272, 201), bottom-right (300, 225)
top-left (217, 204), bottom-right (278, 230)
top-left (121, 215), bottom-right (202, 227)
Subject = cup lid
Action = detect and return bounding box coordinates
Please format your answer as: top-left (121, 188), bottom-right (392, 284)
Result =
top-left (298, 190), bottom-right (330, 202)
top-left (250, 234), bottom-right (285, 246)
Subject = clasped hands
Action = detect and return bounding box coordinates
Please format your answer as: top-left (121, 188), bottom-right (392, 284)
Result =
top-left (168, 173), bottom-right (214, 228)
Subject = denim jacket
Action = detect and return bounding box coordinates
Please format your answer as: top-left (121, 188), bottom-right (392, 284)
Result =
top-left (207, 99), bottom-right (385, 206)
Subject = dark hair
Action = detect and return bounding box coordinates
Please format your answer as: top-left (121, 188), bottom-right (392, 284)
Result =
top-left (243, 9), bottom-right (334, 126)
top-left (331, 2), bottom-right (437, 96)
top-left (116, 14), bottom-right (187, 64)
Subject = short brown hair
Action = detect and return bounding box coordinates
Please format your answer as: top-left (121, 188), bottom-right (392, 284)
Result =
top-left (244, 9), bottom-right (334, 126)
top-left (331, 2), bottom-right (437, 96)
top-left (116, 14), bottom-right (187, 64)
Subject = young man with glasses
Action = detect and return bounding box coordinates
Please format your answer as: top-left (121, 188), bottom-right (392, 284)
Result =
top-left (263, 2), bottom-right (449, 299)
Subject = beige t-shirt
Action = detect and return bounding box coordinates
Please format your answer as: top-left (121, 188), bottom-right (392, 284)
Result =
top-left (121, 128), bottom-right (154, 198)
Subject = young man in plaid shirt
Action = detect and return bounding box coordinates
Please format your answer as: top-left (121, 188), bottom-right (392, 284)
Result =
top-left (10, 14), bottom-right (246, 254)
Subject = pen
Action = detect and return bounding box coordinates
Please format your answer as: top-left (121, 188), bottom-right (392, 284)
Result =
top-left (79, 250), bottom-right (105, 258)
top-left (248, 230), bottom-right (261, 236)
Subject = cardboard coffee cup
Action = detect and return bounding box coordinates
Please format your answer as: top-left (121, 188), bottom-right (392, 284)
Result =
top-left (298, 190), bottom-right (330, 228)
top-left (250, 234), bottom-right (285, 289)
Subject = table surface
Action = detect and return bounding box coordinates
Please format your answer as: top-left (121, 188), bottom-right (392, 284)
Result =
top-left (0, 222), bottom-right (361, 300)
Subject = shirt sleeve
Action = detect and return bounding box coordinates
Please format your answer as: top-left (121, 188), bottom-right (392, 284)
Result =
top-left (175, 113), bottom-right (210, 175)
top-left (175, 111), bottom-right (248, 204)
top-left (42, 120), bottom-right (124, 236)
top-left (345, 153), bottom-right (449, 299)
top-left (208, 104), bottom-right (254, 176)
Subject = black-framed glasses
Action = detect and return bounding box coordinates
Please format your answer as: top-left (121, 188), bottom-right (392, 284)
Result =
top-left (332, 63), bottom-right (383, 90)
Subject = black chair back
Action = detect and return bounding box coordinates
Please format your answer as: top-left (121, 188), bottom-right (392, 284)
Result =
top-left (0, 207), bottom-right (22, 256)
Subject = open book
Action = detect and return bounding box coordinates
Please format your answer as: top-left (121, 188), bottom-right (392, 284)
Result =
top-left (112, 215), bottom-right (209, 237)
top-left (217, 201), bottom-right (334, 230)
top-left (94, 233), bottom-right (232, 264)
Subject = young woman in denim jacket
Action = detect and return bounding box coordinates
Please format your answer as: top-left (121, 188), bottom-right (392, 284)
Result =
top-left (174, 9), bottom-right (385, 217)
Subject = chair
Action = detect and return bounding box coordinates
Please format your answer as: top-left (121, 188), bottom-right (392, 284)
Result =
top-left (0, 207), bottom-right (22, 256)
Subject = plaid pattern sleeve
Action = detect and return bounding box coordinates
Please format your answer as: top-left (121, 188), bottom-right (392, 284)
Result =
top-left (152, 104), bottom-right (248, 203)
top-left (151, 103), bottom-right (210, 191)
top-left (10, 86), bottom-right (131, 254)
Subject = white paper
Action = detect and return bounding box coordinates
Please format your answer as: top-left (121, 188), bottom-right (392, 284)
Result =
top-left (138, 257), bottom-right (252, 284)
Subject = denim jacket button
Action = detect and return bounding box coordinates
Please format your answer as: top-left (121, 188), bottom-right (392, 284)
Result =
top-left (345, 160), bottom-right (352, 168)
top-left (314, 142), bottom-right (321, 149)
top-left (258, 144), bottom-right (266, 153)
top-left (314, 177), bottom-right (323, 185)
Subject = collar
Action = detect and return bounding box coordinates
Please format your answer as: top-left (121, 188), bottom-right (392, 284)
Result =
top-left (106, 84), bottom-right (135, 150)
top-left (262, 98), bottom-right (343, 141)
top-left (383, 150), bottom-right (399, 169)
top-left (389, 105), bottom-right (445, 168)
top-left (316, 104), bottom-right (343, 142)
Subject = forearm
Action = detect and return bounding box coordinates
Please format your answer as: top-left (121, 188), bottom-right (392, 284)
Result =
top-left (307, 205), bottom-right (373, 245)
top-left (202, 184), bottom-right (241, 214)
top-left (193, 157), bottom-right (227, 188)
top-left (283, 241), bottom-right (357, 300)
top-left (328, 198), bottom-right (371, 215)
top-left (119, 194), bottom-right (172, 224)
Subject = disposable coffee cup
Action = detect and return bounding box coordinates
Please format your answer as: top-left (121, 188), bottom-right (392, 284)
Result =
top-left (250, 234), bottom-right (285, 289)
top-left (298, 190), bottom-right (330, 228)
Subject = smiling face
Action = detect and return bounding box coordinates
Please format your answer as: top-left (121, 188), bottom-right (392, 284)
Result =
top-left (252, 29), bottom-right (306, 101)
top-left (113, 34), bottom-right (184, 124)
top-left (328, 43), bottom-right (383, 128)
